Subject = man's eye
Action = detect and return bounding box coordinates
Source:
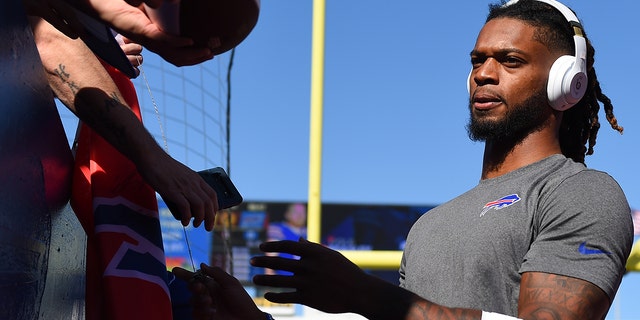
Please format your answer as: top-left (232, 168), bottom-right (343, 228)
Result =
top-left (504, 57), bottom-right (523, 66)
top-left (470, 58), bottom-right (483, 68)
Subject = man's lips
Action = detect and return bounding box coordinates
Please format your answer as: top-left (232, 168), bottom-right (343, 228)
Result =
top-left (472, 93), bottom-right (502, 110)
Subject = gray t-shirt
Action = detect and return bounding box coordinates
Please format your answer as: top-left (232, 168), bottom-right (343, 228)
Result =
top-left (399, 155), bottom-right (633, 316)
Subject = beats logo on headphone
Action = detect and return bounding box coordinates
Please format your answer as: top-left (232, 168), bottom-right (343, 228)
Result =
top-left (468, 0), bottom-right (588, 111)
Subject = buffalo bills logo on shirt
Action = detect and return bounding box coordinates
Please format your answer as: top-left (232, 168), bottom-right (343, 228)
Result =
top-left (480, 194), bottom-right (521, 217)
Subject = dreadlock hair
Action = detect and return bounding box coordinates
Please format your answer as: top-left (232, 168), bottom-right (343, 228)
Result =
top-left (487, 0), bottom-right (623, 164)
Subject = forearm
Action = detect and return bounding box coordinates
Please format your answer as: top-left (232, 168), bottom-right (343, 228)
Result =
top-left (73, 87), bottom-right (166, 168)
top-left (30, 16), bottom-right (165, 168)
top-left (254, 240), bottom-right (485, 320)
top-left (358, 276), bottom-right (481, 320)
top-left (404, 300), bottom-right (481, 320)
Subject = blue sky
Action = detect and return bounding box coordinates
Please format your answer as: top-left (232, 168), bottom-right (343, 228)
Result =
top-left (58, 0), bottom-right (640, 318)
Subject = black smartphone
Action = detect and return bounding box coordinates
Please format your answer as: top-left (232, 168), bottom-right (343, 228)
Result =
top-left (165, 167), bottom-right (242, 221)
top-left (197, 167), bottom-right (243, 209)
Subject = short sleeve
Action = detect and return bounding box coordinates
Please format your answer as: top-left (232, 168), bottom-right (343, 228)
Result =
top-left (520, 170), bottom-right (633, 299)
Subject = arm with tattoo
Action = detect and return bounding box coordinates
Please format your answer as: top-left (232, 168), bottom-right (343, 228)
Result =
top-left (251, 240), bottom-right (612, 320)
top-left (29, 16), bottom-right (219, 230)
top-left (364, 272), bottom-right (608, 320)
top-left (402, 272), bottom-right (608, 320)
top-left (518, 272), bottom-right (610, 320)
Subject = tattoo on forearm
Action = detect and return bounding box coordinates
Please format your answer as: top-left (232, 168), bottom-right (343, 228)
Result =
top-left (55, 63), bottom-right (69, 79)
top-left (407, 301), bottom-right (479, 320)
top-left (54, 63), bottom-right (79, 94)
top-left (103, 93), bottom-right (128, 146)
top-left (105, 92), bottom-right (122, 111)
top-left (520, 273), bottom-right (607, 320)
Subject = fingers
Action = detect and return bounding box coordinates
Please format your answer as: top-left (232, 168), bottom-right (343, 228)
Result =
top-left (141, 34), bottom-right (213, 66)
top-left (86, 0), bottom-right (214, 67)
top-left (156, 46), bottom-right (215, 67)
top-left (264, 291), bottom-right (303, 305)
top-left (149, 42), bottom-right (214, 67)
top-left (172, 266), bottom-right (194, 281)
top-left (251, 256), bottom-right (300, 274)
top-left (167, 195), bottom-right (192, 227)
top-left (120, 35), bottom-right (136, 45)
top-left (199, 264), bottom-right (239, 288)
top-left (186, 191), bottom-right (205, 228)
top-left (199, 179), bottom-right (218, 231)
top-left (259, 238), bottom-right (318, 257)
top-left (173, 266), bottom-right (216, 293)
top-left (122, 49), bottom-right (142, 78)
top-left (174, 264), bottom-right (235, 289)
top-left (182, 172), bottom-right (218, 230)
top-left (253, 273), bottom-right (303, 289)
top-left (187, 185), bottom-right (216, 230)
top-left (120, 42), bottom-right (143, 58)
top-left (128, 55), bottom-right (142, 68)
top-left (163, 181), bottom-right (217, 230)
top-left (118, 37), bottom-right (143, 75)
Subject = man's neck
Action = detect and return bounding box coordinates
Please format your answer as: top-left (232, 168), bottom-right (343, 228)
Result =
top-left (481, 130), bottom-right (562, 180)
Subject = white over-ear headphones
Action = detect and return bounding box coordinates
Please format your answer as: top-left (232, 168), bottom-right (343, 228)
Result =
top-left (468, 0), bottom-right (588, 111)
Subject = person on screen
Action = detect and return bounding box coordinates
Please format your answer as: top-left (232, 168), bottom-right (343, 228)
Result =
top-left (268, 203), bottom-right (307, 244)
top-left (178, 1), bottom-right (634, 319)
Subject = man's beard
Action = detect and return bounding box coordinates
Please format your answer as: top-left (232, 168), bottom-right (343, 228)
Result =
top-left (466, 89), bottom-right (550, 144)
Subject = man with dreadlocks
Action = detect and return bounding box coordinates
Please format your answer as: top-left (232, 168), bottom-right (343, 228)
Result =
top-left (173, 1), bottom-right (634, 319)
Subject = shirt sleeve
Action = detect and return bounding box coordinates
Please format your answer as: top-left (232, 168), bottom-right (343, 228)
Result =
top-left (520, 169), bottom-right (634, 299)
